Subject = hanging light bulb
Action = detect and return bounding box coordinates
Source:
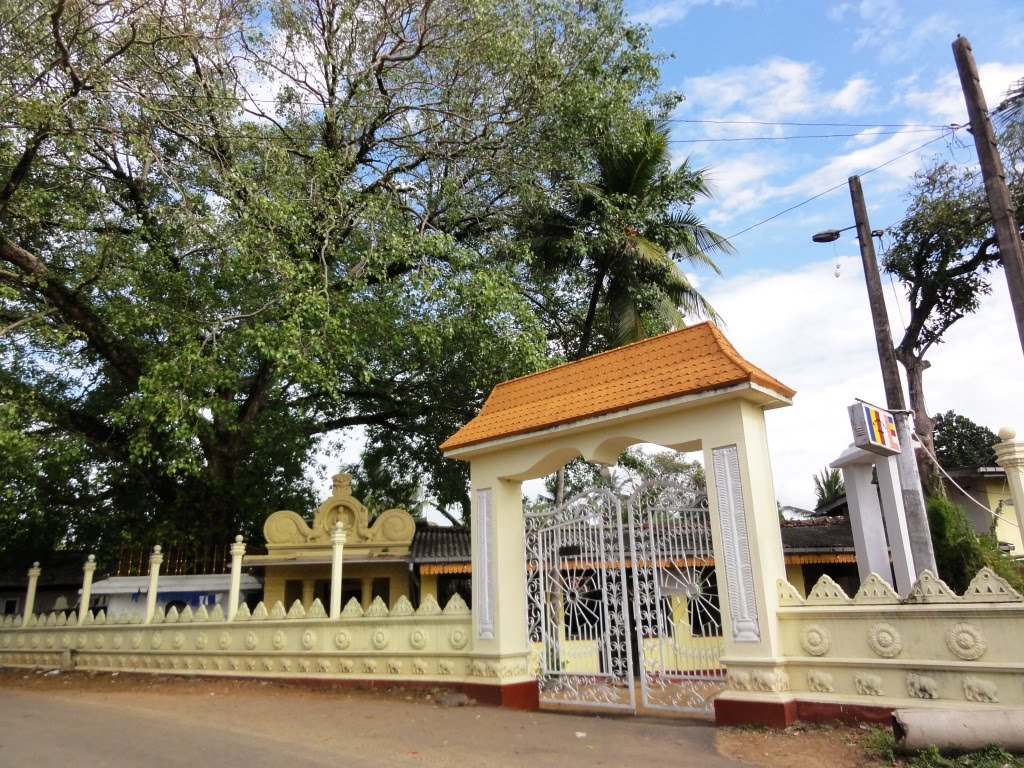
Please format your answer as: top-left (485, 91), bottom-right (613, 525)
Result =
top-left (834, 262), bottom-right (841, 278)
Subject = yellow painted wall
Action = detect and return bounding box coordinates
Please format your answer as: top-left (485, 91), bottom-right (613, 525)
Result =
top-left (262, 562), bottom-right (410, 610)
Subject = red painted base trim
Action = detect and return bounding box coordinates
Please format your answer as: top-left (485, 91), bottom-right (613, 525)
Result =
top-left (715, 697), bottom-right (895, 729)
top-left (714, 697), bottom-right (797, 728)
top-left (795, 700), bottom-right (893, 725)
top-left (125, 672), bottom-right (540, 711)
top-left (462, 679), bottom-right (540, 710)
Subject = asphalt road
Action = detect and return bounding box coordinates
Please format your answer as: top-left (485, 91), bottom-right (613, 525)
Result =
top-left (0, 674), bottom-right (749, 768)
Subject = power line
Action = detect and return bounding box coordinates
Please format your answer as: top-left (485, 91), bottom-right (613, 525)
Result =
top-left (669, 127), bottom-right (946, 144)
top-left (726, 132), bottom-right (954, 240)
top-left (668, 117), bottom-right (951, 130)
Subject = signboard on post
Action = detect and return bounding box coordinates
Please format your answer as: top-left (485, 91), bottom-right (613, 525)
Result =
top-left (848, 402), bottom-right (901, 456)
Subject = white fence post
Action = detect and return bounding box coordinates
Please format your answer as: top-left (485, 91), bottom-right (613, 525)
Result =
top-left (228, 536), bottom-right (246, 621)
top-left (23, 562), bottom-right (41, 626)
top-left (145, 545), bottom-right (163, 624)
top-left (330, 523), bottom-right (347, 619)
top-left (79, 555), bottom-right (96, 625)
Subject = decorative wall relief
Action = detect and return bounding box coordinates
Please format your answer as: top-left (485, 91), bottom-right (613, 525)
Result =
top-left (334, 630), bottom-right (351, 650)
top-left (854, 673), bottom-right (883, 696)
top-left (301, 630), bottom-right (316, 651)
top-left (867, 622), bottom-right (903, 658)
top-left (712, 444), bottom-right (760, 642)
top-left (800, 624), bottom-right (832, 656)
top-left (245, 631), bottom-right (258, 650)
top-left (907, 672), bottom-right (939, 699)
top-left (475, 487), bottom-right (496, 640)
top-left (807, 671), bottom-right (834, 693)
top-left (963, 676), bottom-right (998, 702)
top-left (946, 623), bottom-right (986, 661)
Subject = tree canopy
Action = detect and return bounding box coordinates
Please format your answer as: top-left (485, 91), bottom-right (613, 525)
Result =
top-left (932, 411), bottom-right (999, 470)
top-left (0, 0), bottom-right (675, 559)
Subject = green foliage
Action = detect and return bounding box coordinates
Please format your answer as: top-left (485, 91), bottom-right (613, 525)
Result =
top-left (863, 727), bottom-right (898, 765)
top-left (0, 0), bottom-right (670, 555)
top-left (933, 411), bottom-right (999, 469)
top-left (523, 119), bottom-right (732, 361)
top-left (812, 467), bottom-right (846, 511)
top-left (927, 497), bottom-right (1024, 594)
top-left (538, 447), bottom-right (704, 503)
top-left (908, 744), bottom-right (1024, 768)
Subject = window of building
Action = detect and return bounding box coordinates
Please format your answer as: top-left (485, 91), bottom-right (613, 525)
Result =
top-left (437, 574), bottom-right (472, 608)
top-left (284, 579), bottom-right (303, 608)
top-left (1, 598), bottom-right (17, 615)
top-left (371, 577), bottom-right (390, 608)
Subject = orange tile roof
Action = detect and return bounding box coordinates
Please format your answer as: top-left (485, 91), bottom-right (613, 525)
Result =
top-left (440, 322), bottom-right (795, 452)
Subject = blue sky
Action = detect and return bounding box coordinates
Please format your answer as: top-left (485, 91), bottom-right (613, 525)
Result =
top-left (619, 0), bottom-right (1024, 510)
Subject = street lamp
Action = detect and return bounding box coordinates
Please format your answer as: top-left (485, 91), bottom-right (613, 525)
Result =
top-left (812, 175), bottom-right (937, 577)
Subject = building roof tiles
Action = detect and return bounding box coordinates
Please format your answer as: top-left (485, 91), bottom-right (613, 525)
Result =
top-left (441, 322), bottom-right (794, 452)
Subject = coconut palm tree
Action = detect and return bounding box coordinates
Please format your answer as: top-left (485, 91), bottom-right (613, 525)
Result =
top-left (528, 120), bottom-right (734, 361)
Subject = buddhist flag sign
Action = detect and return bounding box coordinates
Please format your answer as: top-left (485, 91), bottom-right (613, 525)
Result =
top-left (848, 402), bottom-right (901, 456)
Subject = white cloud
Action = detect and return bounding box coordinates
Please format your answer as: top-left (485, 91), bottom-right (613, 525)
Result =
top-left (902, 63), bottom-right (1024, 126)
top-left (829, 77), bottom-right (875, 113)
top-left (631, 0), bottom-right (753, 28)
top-left (700, 258), bottom-right (1024, 510)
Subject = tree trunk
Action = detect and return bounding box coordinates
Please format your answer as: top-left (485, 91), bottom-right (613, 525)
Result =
top-left (899, 353), bottom-right (944, 498)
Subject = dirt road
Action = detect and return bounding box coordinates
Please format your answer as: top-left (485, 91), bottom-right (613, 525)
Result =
top-left (0, 669), bottom-right (884, 768)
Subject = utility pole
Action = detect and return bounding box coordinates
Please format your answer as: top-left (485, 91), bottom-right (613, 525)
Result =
top-left (952, 36), bottom-right (1024, 356)
top-left (849, 175), bottom-right (937, 576)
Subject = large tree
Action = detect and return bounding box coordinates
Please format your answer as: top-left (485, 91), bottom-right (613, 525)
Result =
top-left (883, 161), bottom-right (1021, 491)
top-left (0, 0), bottom-right (667, 556)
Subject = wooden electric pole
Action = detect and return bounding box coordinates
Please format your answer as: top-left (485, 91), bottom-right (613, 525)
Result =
top-left (849, 175), bottom-right (937, 577)
top-left (952, 36), bottom-right (1024, 356)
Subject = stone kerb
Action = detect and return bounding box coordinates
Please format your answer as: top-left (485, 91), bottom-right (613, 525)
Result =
top-left (0, 592), bottom-right (478, 685)
top-left (734, 567), bottom-right (1024, 720)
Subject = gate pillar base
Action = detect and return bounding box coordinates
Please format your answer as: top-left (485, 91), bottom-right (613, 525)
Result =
top-left (714, 692), bottom-right (797, 728)
top-left (463, 679), bottom-right (540, 710)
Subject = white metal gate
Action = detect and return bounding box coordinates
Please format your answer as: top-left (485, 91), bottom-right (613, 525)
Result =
top-left (525, 480), bottom-right (725, 714)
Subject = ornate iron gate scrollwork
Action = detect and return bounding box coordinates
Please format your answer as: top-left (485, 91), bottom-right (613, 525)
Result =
top-left (525, 479), bottom-right (725, 714)
top-left (628, 480), bottom-right (725, 714)
top-left (525, 488), bottom-right (635, 711)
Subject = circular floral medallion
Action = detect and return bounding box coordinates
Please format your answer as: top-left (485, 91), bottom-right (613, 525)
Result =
top-left (195, 632), bottom-right (207, 650)
top-left (301, 630), bottom-right (316, 651)
top-left (868, 622), bottom-right (903, 658)
top-left (334, 630), bottom-right (351, 650)
top-left (800, 624), bottom-right (832, 657)
top-left (61, 634), bottom-right (71, 649)
top-left (94, 635), bottom-right (105, 650)
top-left (45, 634), bottom-right (56, 649)
top-left (1, 635), bottom-right (10, 648)
top-left (151, 634), bottom-right (163, 650)
top-left (15, 634), bottom-right (25, 649)
top-left (30, 634), bottom-right (41, 649)
top-left (131, 633), bottom-right (142, 650)
top-left (76, 634), bottom-right (87, 650)
top-left (172, 632), bottom-right (184, 650)
top-left (448, 628), bottom-right (468, 650)
top-left (272, 630), bottom-right (286, 650)
top-left (112, 634), bottom-right (123, 650)
top-left (218, 631), bottom-right (231, 650)
top-left (371, 628), bottom-right (390, 650)
top-left (946, 622), bottom-right (986, 660)
top-left (245, 631), bottom-right (258, 650)
top-left (409, 628), bottom-right (428, 650)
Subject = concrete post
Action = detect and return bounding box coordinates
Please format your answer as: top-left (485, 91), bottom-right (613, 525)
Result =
top-left (329, 522), bottom-right (347, 619)
top-left (832, 453), bottom-right (891, 585)
top-left (228, 536), bottom-right (246, 621)
top-left (994, 427), bottom-right (1024, 535)
top-left (145, 545), bottom-right (164, 624)
top-left (23, 562), bottom-right (41, 626)
top-left (874, 455), bottom-right (916, 594)
top-left (361, 578), bottom-right (372, 610)
top-left (79, 555), bottom-right (97, 625)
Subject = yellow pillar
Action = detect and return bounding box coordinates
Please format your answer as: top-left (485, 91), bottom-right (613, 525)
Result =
top-left (361, 578), bottom-right (372, 610)
top-left (995, 427), bottom-right (1024, 536)
top-left (301, 579), bottom-right (315, 610)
